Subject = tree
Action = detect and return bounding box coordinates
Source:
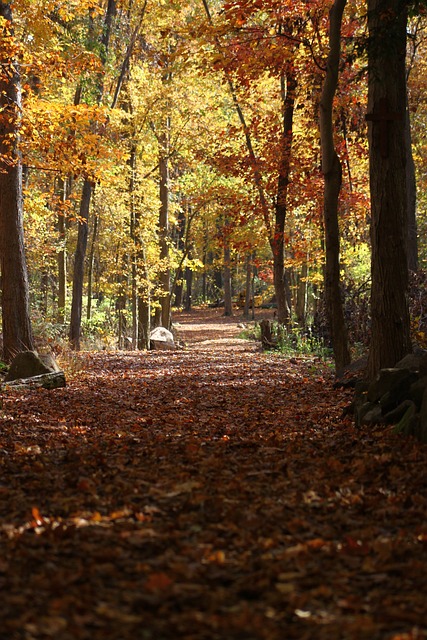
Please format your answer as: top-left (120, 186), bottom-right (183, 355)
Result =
top-left (0, 1), bottom-right (35, 361)
top-left (366, 0), bottom-right (412, 377)
top-left (69, 0), bottom-right (117, 350)
top-left (319, 0), bottom-right (351, 373)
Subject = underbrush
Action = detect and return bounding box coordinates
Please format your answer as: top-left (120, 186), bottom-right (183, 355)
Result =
top-left (239, 321), bottom-right (333, 360)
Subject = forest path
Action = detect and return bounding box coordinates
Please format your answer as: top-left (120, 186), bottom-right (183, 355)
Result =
top-left (0, 312), bottom-right (426, 640)
top-left (173, 306), bottom-right (265, 352)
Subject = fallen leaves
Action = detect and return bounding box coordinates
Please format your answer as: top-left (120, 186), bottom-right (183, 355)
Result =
top-left (0, 313), bottom-right (426, 639)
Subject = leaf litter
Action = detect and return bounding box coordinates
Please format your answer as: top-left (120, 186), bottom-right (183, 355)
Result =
top-left (0, 309), bottom-right (426, 640)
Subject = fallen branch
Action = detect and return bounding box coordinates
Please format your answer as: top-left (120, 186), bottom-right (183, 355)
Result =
top-left (2, 371), bottom-right (66, 391)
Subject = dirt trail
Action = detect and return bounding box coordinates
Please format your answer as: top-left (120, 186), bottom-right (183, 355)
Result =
top-left (0, 310), bottom-right (426, 640)
top-left (173, 306), bottom-right (264, 352)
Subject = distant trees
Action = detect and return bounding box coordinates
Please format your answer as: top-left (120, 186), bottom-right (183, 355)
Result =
top-left (0, 0), bottom-right (425, 369)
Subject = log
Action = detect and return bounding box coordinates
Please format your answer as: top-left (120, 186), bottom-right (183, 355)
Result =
top-left (2, 370), bottom-right (66, 391)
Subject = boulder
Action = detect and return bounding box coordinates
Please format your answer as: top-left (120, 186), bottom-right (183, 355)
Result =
top-left (150, 327), bottom-right (176, 351)
top-left (354, 358), bottom-right (427, 441)
top-left (395, 350), bottom-right (427, 372)
top-left (4, 351), bottom-right (58, 382)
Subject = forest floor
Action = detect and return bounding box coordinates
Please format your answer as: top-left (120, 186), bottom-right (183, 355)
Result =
top-left (0, 307), bottom-right (426, 640)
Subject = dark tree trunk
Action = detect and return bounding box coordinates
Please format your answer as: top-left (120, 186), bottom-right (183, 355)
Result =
top-left (184, 267), bottom-right (193, 312)
top-left (223, 243), bottom-right (233, 317)
top-left (319, 0), bottom-right (351, 374)
top-left (69, 180), bottom-right (92, 350)
top-left (68, 1), bottom-right (116, 350)
top-left (295, 263), bottom-right (308, 326)
top-left (243, 253), bottom-right (253, 319)
top-left (405, 91), bottom-right (418, 272)
top-left (86, 213), bottom-right (99, 320)
top-left (159, 130), bottom-right (171, 329)
top-left (367, 0), bottom-right (412, 378)
top-left (0, 2), bottom-right (35, 361)
top-left (270, 68), bottom-right (296, 325)
top-left (56, 178), bottom-right (68, 324)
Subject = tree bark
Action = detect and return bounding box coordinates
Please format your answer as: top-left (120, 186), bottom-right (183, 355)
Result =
top-left (319, 0), bottom-right (351, 374)
top-left (159, 129), bottom-right (171, 329)
top-left (367, 0), bottom-right (412, 378)
top-left (270, 69), bottom-right (296, 325)
top-left (86, 213), bottom-right (99, 320)
top-left (56, 178), bottom-right (68, 324)
top-left (405, 90), bottom-right (418, 272)
top-left (69, 180), bottom-right (92, 350)
top-left (223, 243), bottom-right (233, 317)
top-left (0, 2), bottom-right (35, 361)
top-left (184, 266), bottom-right (193, 312)
top-left (68, 1), bottom-right (116, 350)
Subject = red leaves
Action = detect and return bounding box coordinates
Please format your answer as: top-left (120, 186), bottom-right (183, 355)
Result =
top-left (0, 309), bottom-right (426, 638)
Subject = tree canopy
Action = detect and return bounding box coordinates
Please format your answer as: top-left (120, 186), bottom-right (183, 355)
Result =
top-left (0, 0), bottom-right (426, 374)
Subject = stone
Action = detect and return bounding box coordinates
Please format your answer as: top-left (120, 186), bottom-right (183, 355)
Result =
top-left (150, 327), bottom-right (176, 351)
top-left (360, 403), bottom-right (383, 426)
top-left (4, 351), bottom-right (56, 382)
top-left (395, 352), bottom-right (427, 372)
top-left (409, 376), bottom-right (427, 410)
top-left (367, 368), bottom-right (417, 404)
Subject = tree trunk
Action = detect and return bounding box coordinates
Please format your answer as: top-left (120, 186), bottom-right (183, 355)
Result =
top-left (367, 0), bottom-right (412, 378)
top-left (223, 243), bottom-right (233, 317)
top-left (295, 263), bottom-right (308, 326)
top-left (405, 90), bottom-right (418, 272)
top-left (159, 129), bottom-right (171, 329)
top-left (0, 2), bottom-right (35, 361)
top-left (319, 0), bottom-right (351, 374)
top-left (243, 253), bottom-right (253, 319)
top-left (184, 267), bottom-right (193, 312)
top-left (68, 1), bottom-right (116, 350)
top-left (69, 180), bottom-right (92, 350)
top-left (86, 213), bottom-right (99, 320)
top-left (56, 178), bottom-right (68, 324)
top-left (270, 69), bottom-right (296, 325)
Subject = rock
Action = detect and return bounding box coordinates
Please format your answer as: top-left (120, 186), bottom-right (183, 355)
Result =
top-left (395, 351), bottom-right (427, 372)
top-left (4, 351), bottom-right (56, 382)
top-left (367, 368), bottom-right (417, 404)
top-left (39, 353), bottom-right (61, 372)
top-left (360, 403), bottom-right (383, 426)
top-left (3, 370), bottom-right (66, 390)
top-left (383, 399), bottom-right (416, 425)
top-left (417, 387), bottom-right (427, 443)
top-left (150, 327), bottom-right (176, 351)
top-left (409, 376), bottom-right (427, 410)
top-left (353, 359), bottom-right (427, 442)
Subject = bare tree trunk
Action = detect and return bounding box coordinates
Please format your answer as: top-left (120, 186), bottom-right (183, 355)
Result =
top-left (69, 0), bottom-right (116, 350)
top-left (271, 68), bottom-right (296, 325)
top-left (69, 180), bottom-right (92, 350)
top-left (159, 129), bottom-right (171, 329)
top-left (56, 178), bottom-right (68, 324)
top-left (295, 263), bottom-right (308, 326)
top-left (319, 0), bottom-right (351, 374)
top-left (405, 90), bottom-right (418, 272)
top-left (86, 213), bottom-right (99, 320)
top-left (184, 267), bottom-right (193, 312)
top-left (0, 2), bottom-right (35, 361)
top-left (367, 0), bottom-right (411, 378)
top-left (223, 243), bottom-right (233, 317)
top-left (243, 253), bottom-right (253, 319)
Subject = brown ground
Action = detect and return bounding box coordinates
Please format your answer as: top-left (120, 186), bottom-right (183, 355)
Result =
top-left (0, 308), bottom-right (426, 640)
top-left (173, 306), bottom-right (270, 351)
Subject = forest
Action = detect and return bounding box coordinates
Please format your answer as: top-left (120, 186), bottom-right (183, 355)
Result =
top-left (0, 0), bottom-right (426, 373)
top-left (1, 3), bottom-right (427, 638)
